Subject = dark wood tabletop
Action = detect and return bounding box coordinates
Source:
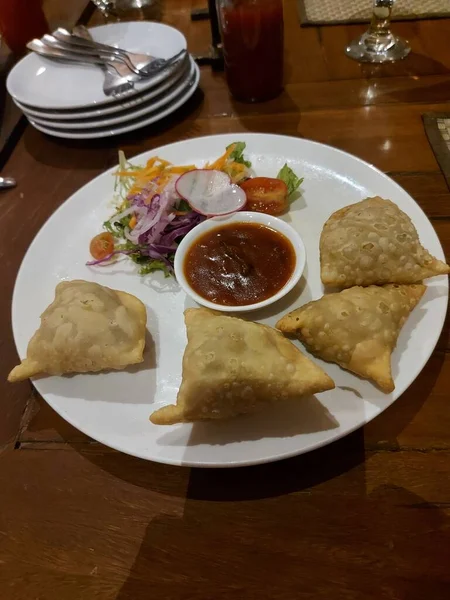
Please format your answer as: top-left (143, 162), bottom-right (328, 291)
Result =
top-left (1, 2), bottom-right (450, 598)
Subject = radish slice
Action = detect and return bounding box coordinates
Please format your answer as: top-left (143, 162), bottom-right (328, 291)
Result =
top-left (175, 169), bottom-right (247, 216)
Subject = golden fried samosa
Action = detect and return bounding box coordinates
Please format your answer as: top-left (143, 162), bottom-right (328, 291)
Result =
top-left (150, 308), bottom-right (334, 425)
top-left (276, 284), bottom-right (426, 393)
top-left (320, 197), bottom-right (449, 288)
top-left (8, 280), bottom-right (147, 382)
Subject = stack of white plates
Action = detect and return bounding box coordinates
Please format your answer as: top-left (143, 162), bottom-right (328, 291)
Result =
top-left (6, 22), bottom-right (200, 140)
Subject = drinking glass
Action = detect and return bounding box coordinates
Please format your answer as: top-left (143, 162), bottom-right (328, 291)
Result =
top-left (345, 0), bottom-right (410, 63)
top-left (91, 0), bottom-right (162, 22)
top-left (0, 0), bottom-right (48, 54)
top-left (217, 0), bottom-right (284, 103)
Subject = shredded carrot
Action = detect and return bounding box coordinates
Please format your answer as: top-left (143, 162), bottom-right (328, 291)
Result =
top-left (145, 157), bottom-right (157, 169)
top-left (155, 158), bottom-right (171, 167)
top-left (129, 215), bottom-right (137, 229)
top-left (209, 144), bottom-right (235, 170)
top-left (117, 148), bottom-right (247, 200)
top-left (168, 165), bottom-right (196, 174)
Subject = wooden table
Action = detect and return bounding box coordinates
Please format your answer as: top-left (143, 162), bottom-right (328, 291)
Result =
top-left (1, 2), bottom-right (450, 598)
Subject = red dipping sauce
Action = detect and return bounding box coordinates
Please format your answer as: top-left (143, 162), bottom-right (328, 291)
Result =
top-left (218, 0), bottom-right (284, 102)
top-left (184, 222), bottom-right (296, 306)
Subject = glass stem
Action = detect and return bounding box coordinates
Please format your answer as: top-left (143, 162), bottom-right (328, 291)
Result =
top-left (91, 0), bottom-right (114, 18)
top-left (368, 0), bottom-right (394, 36)
top-left (345, 0), bottom-right (409, 62)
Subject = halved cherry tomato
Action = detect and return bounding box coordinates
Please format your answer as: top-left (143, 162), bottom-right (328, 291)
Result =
top-left (89, 232), bottom-right (115, 260)
top-left (240, 177), bottom-right (288, 216)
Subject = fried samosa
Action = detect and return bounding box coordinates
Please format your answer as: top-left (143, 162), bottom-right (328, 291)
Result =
top-left (8, 280), bottom-right (147, 382)
top-left (320, 197), bottom-right (449, 288)
top-left (150, 308), bottom-right (335, 425)
top-left (276, 284), bottom-right (426, 393)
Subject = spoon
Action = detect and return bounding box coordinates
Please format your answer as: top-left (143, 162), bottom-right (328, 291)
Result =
top-left (0, 176), bottom-right (17, 189)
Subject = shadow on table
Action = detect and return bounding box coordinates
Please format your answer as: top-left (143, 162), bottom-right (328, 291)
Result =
top-left (114, 473), bottom-right (450, 600)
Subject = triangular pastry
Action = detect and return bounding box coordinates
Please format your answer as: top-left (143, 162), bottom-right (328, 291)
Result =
top-left (320, 197), bottom-right (449, 288)
top-left (8, 280), bottom-right (147, 382)
top-left (276, 284), bottom-right (426, 393)
top-left (150, 308), bottom-right (335, 424)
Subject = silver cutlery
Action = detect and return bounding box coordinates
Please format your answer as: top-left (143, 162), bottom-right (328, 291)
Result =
top-left (40, 35), bottom-right (139, 79)
top-left (102, 64), bottom-right (136, 98)
top-left (27, 39), bottom-right (138, 97)
top-left (53, 28), bottom-right (159, 75)
top-left (54, 28), bottom-right (187, 77)
top-left (28, 36), bottom-right (187, 80)
top-left (72, 25), bottom-right (135, 98)
top-left (27, 30), bottom-right (188, 98)
top-left (0, 176), bottom-right (17, 189)
top-left (44, 31), bottom-right (186, 78)
top-left (50, 27), bottom-right (187, 77)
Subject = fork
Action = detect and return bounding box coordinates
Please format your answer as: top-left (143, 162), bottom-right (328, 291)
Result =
top-left (41, 35), bottom-right (139, 79)
top-left (52, 28), bottom-right (187, 76)
top-left (103, 64), bottom-right (135, 98)
top-left (72, 25), bottom-right (135, 98)
top-left (27, 39), bottom-right (138, 98)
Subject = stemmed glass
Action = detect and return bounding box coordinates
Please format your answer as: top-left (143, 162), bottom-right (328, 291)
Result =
top-left (345, 0), bottom-right (410, 63)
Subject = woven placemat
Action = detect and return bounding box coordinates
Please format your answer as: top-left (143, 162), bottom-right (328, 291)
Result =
top-left (298, 0), bottom-right (450, 25)
top-left (423, 113), bottom-right (450, 192)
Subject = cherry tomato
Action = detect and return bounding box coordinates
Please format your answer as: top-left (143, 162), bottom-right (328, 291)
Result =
top-left (89, 232), bottom-right (115, 260)
top-left (240, 177), bottom-right (288, 216)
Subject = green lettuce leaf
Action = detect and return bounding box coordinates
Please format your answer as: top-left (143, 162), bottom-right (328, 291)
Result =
top-left (276, 163), bottom-right (304, 196)
top-left (103, 214), bottom-right (131, 236)
top-left (227, 141), bottom-right (252, 168)
top-left (136, 258), bottom-right (173, 277)
top-left (175, 199), bottom-right (191, 212)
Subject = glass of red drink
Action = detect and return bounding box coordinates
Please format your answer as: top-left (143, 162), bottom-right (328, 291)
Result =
top-left (0, 0), bottom-right (49, 54)
top-left (217, 0), bottom-right (284, 103)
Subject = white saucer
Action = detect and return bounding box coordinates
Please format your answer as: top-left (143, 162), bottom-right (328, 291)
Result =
top-left (27, 62), bottom-right (200, 139)
top-left (12, 55), bottom-right (190, 121)
top-left (22, 57), bottom-right (195, 130)
top-left (7, 21), bottom-right (187, 110)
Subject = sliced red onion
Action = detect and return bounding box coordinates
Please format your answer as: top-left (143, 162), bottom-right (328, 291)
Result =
top-left (86, 249), bottom-right (135, 266)
top-left (127, 194), bottom-right (162, 244)
top-left (127, 176), bottom-right (180, 245)
top-left (111, 204), bottom-right (146, 224)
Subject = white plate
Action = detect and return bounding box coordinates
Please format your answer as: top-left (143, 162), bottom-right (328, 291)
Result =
top-left (11, 134), bottom-right (448, 467)
top-left (7, 22), bottom-right (187, 110)
top-left (12, 55), bottom-right (190, 121)
top-left (27, 62), bottom-right (200, 140)
top-left (23, 57), bottom-right (195, 130)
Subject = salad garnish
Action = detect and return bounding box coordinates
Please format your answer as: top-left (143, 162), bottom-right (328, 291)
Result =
top-left (87, 143), bottom-right (303, 277)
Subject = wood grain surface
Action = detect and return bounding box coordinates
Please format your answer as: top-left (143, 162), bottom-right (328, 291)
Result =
top-left (1, 1), bottom-right (450, 599)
